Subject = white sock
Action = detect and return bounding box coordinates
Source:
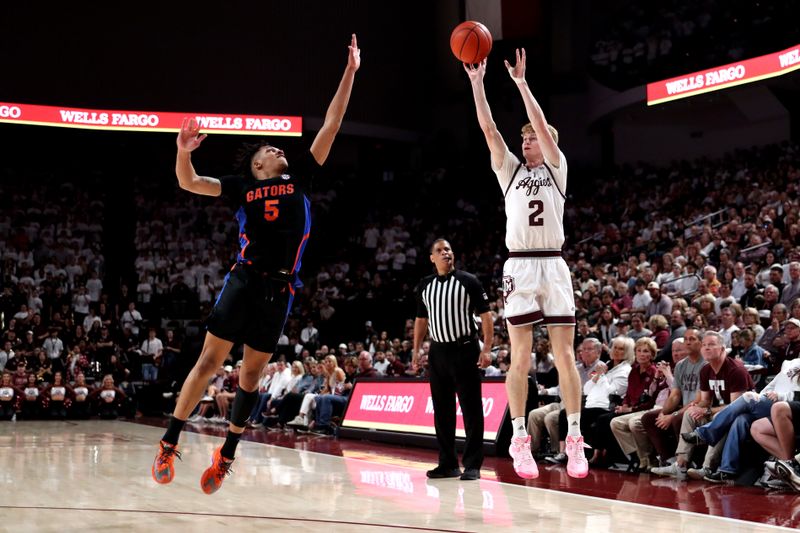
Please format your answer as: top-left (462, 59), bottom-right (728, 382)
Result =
top-left (512, 417), bottom-right (527, 439)
top-left (567, 413), bottom-right (581, 437)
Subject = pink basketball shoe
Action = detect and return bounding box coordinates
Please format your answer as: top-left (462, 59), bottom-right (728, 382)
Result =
top-left (565, 435), bottom-right (590, 478)
top-left (508, 435), bottom-right (539, 479)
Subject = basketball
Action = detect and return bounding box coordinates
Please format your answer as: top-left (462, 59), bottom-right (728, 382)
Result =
top-left (450, 21), bottom-right (493, 64)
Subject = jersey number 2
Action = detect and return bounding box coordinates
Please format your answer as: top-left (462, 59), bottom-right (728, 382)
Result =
top-left (528, 200), bottom-right (544, 226)
top-left (264, 200), bottom-right (280, 221)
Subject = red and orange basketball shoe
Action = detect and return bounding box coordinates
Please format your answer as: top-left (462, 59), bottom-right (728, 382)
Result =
top-left (200, 446), bottom-right (235, 494)
top-left (152, 440), bottom-right (181, 484)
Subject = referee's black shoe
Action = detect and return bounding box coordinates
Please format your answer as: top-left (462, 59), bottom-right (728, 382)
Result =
top-left (426, 466), bottom-right (462, 479)
top-left (460, 468), bottom-right (480, 480)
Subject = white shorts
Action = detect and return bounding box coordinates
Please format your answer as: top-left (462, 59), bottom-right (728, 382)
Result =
top-left (502, 254), bottom-right (576, 327)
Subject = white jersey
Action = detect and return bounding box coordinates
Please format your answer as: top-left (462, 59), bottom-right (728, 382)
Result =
top-left (492, 148), bottom-right (568, 251)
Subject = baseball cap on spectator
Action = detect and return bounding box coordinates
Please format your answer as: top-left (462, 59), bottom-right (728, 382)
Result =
top-left (365, 320), bottom-right (372, 327)
top-left (771, 264), bottom-right (784, 272)
top-left (785, 318), bottom-right (800, 329)
top-left (763, 217), bottom-right (773, 224)
top-left (223, 365), bottom-right (233, 372)
top-left (235, 360), bottom-right (243, 367)
top-left (338, 343), bottom-right (347, 350)
top-left (647, 282), bottom-right (659, 290)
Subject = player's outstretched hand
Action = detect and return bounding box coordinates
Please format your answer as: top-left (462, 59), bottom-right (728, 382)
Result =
top-left (347, 33), bottom-right (361, 71)
top-left (463, 58), bottom-right (487, 83)
top-left (504, 48), bottom-right (526, 84)
top-left (177, 117), bottom-right (207, 152)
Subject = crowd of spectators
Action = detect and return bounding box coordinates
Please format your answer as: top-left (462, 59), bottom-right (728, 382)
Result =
top-left (589, 0), bottom-right (793, 89)
top-left (2, 134), bottom-right (800, 491)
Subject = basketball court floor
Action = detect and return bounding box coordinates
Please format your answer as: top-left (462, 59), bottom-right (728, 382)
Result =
top-left (1, 420), bottom-right (798, 532)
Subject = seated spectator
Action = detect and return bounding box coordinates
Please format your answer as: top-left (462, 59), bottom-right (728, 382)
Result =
top-left (251, 360), bottom-right (294, 426)
top-left (41, 371), bottom-right (74, 419)
top-left (89, 374), bottom-right (128, 419)
top-left (544, 339), bottom-right (605, 464)
top-left (247, 363), bottom-right (277, 427)
top-left (533, 339), bottom-right (557, 389)
top-left (0, 371), bottom-right (21, 420)
top-left (603, 337), bottom-right (667, 471)
top-left (71, 372), bottom-right (91, 419)
top-left (738, 327), bottom-right (767, 376)
top-left (274, 360), bottom-right (324, 430)
top-left (214, 364), bottom-right (240, 423)
top-left (682, 356), bottom-right (800, 483)
top-left (20, 373), bottom-right (42, 420)
top-left (313, 351), bottom-right (377, 435)
top-left (288, 355), bottom-right (344, 430)
top-left (742, 307), bottom-right (765, 344)
top-left (751, 401), bottom-right (800, 492)
top-left (627, 314), bottom-right (652, 342)
top-left (384, 350), bottom-right (407, 377)
top-left (767, 318), bottom-right (800, 374)
top-left (190, 366), bottom-right (228, 422)
top-left (652, 331), bottom-right (753, 481)
top-left (648, 314), bottom-right (670, 350)
top-left (373, 351), bottom-right (389, 376)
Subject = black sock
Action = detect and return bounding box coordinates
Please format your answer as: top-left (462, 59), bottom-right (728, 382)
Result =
top-left (161, 416), bottom-right (186, 446)
top-left (220, 430), bottom-right (242, 459)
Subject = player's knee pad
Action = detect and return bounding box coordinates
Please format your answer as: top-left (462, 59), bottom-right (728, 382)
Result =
top-left (230, 388), bottom-right (259, 428)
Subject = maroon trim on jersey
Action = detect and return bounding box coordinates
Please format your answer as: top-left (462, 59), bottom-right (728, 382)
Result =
top-left (504, 162), bottom-right (524, 198)
top-left (508, 250), bottom-right (562, 258)
top-left (507, 310), bottom-right (544, 326)
top-left (543, 161), bottom-right (567, 201)
top-left (542, 315), bottom-right (577, 325)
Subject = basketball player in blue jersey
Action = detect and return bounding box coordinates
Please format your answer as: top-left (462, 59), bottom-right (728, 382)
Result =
top-left (465, 48), bottom-right (588, 479)
top-left (152, 34), bottom-right (360, 494)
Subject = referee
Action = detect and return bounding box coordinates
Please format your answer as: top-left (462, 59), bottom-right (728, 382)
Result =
top-left (414, 238), bottom-right (494, 481)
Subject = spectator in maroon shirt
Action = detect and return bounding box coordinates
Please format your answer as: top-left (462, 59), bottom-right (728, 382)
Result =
top-left (385, 350), bottom-right (407, 377)
top-left (651, 330), bottom-right (753, 480)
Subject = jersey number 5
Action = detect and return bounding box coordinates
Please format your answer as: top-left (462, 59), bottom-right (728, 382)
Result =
top-left (528, 200), bottom-right (544, 226)
top-left (264, 200), bottom-right (280, 221)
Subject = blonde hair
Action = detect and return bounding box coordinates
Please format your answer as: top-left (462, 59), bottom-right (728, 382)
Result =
top-left (648, 314), bottom-right (669, 331)
top-left (611, 336), bottom-right (635, 364)
top-left (521, 123), bottom-right (559, 145)
top-left (743, 307), bottom-right (760, 324)
top-left (634, 337), bottom-right (657, 359)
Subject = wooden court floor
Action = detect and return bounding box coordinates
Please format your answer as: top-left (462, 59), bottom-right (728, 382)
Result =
top-left (0, 420), bottom-right (797, 532)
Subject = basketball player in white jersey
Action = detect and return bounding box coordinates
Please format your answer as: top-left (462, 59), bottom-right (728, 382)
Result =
top-left (464, 48), bottom-right (588, 479)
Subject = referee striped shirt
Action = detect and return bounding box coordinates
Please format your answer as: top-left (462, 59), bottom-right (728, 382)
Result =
top-left (416, 270), bottom-right (490, 343)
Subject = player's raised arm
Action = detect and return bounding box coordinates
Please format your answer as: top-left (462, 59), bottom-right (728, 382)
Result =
top-left (465, 59), bottom-right (508, 170)
top-left (310, 33), bottom-right (361, 166)
top-left (175, 117), bottom-right (221, 196)
top-left (505, 48), bottom-right (560, 168)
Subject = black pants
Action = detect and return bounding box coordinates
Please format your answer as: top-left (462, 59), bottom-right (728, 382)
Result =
top-left (278, 392), bottom-right (304, 424)
top-left (558, 407), bottom-right (611, 446)
top-left (429, 338), bottom-right (484, 471)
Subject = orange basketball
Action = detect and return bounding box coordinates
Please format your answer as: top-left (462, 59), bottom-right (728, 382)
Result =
top-left (450, 21), bottom-right (493, 64)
